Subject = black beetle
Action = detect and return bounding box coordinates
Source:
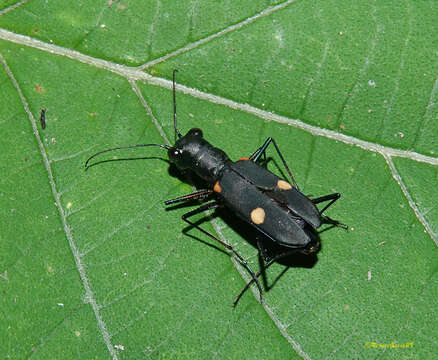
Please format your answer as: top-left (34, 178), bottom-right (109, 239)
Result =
top-left (85, 70), bottom-right (346, 306)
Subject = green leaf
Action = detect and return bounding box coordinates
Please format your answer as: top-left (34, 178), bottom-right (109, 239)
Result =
top-left (1, 1), bottom-right (437, 359)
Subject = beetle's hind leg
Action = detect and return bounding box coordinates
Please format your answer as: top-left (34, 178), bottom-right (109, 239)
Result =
top-left (249, 137), bottom-right (298, 189)
top-left (181, 202), bottom-right (264, 305)
top-left (256, 239), bottom-right (271, 291)
top-left (233, 248), bottom-right (296, 307)
top-left (312, 193), bottom-right (347, 229)
top-left (322, 215), bottom-right (348, 229)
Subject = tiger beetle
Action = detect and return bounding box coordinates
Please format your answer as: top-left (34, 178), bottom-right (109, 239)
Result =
top-left (85, 70), bottom-right (347, 307)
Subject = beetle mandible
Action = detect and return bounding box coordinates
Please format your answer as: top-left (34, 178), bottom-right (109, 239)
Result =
top-left (85, 70), bottom-right (347, 306)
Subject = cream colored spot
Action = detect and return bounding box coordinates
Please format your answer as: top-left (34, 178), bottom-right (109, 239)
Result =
top-left (67, 202), bottom-right (72, 209)
top-left (277, 180), bottom-right (292, 190)
top-left (250, 207), bottom-right (265, 225)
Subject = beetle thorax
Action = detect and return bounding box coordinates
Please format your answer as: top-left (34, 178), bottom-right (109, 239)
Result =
top-left (168, 128), bottom-right (230, 184)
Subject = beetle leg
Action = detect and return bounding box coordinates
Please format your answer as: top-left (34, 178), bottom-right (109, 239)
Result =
top-left (181, 202), bottom-right (264, 305)
top-left (233, 249), bottom-right (296, 307)
top-left (322, 215), bottom-right (348, 229)
top-left (164, 189), bottom-right (213, 205)
top-left (249, 137), bottom-right (299, 189)
top-left (312, 193), bottom-right (348, 229)
top-left (256, 239), bottom-right (270, 291)
top-left (256, 238), bottom-right (271, 263)
top-left (311, 192), bottom-right (340, 212)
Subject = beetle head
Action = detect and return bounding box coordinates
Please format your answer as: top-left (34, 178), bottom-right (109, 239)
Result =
top-left (168, 128), bottom-right (204, 169)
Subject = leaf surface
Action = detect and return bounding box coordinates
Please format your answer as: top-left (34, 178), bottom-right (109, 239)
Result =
top-left (0, 1), bottom-right (437, 359)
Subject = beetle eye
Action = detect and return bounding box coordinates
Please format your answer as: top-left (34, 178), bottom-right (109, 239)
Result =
top-left (187, 128), bottom-right (203, 137)
top-left (168, 147), bottom-right (182, 160)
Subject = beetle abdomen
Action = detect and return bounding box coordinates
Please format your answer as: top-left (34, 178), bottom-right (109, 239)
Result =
top-left (216, 162), bottom-right (312, 248)
top-left (231, 160), bottom-right (322, 228)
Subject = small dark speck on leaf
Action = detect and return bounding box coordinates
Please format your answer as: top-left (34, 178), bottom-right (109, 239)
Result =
top-left (40, 108), bottom-right (46, 129)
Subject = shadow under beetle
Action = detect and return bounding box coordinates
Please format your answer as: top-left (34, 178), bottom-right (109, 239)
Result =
top-left (85, 70), bottom-right (347, 307)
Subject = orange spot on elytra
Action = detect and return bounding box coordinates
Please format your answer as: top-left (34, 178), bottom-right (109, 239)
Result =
top-left (238, 157), bottom-right (250, 161)
top-left (213, 181), bottom-right (222, 193)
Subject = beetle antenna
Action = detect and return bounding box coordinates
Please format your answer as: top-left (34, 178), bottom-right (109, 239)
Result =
top-left (85, 143), bottom-right (170, 169)
top-left (173, 69), bottom-right (182, 141)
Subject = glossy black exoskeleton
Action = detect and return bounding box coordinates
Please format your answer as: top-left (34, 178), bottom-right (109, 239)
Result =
top-left (85, 70), bottom-right (346, 306)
